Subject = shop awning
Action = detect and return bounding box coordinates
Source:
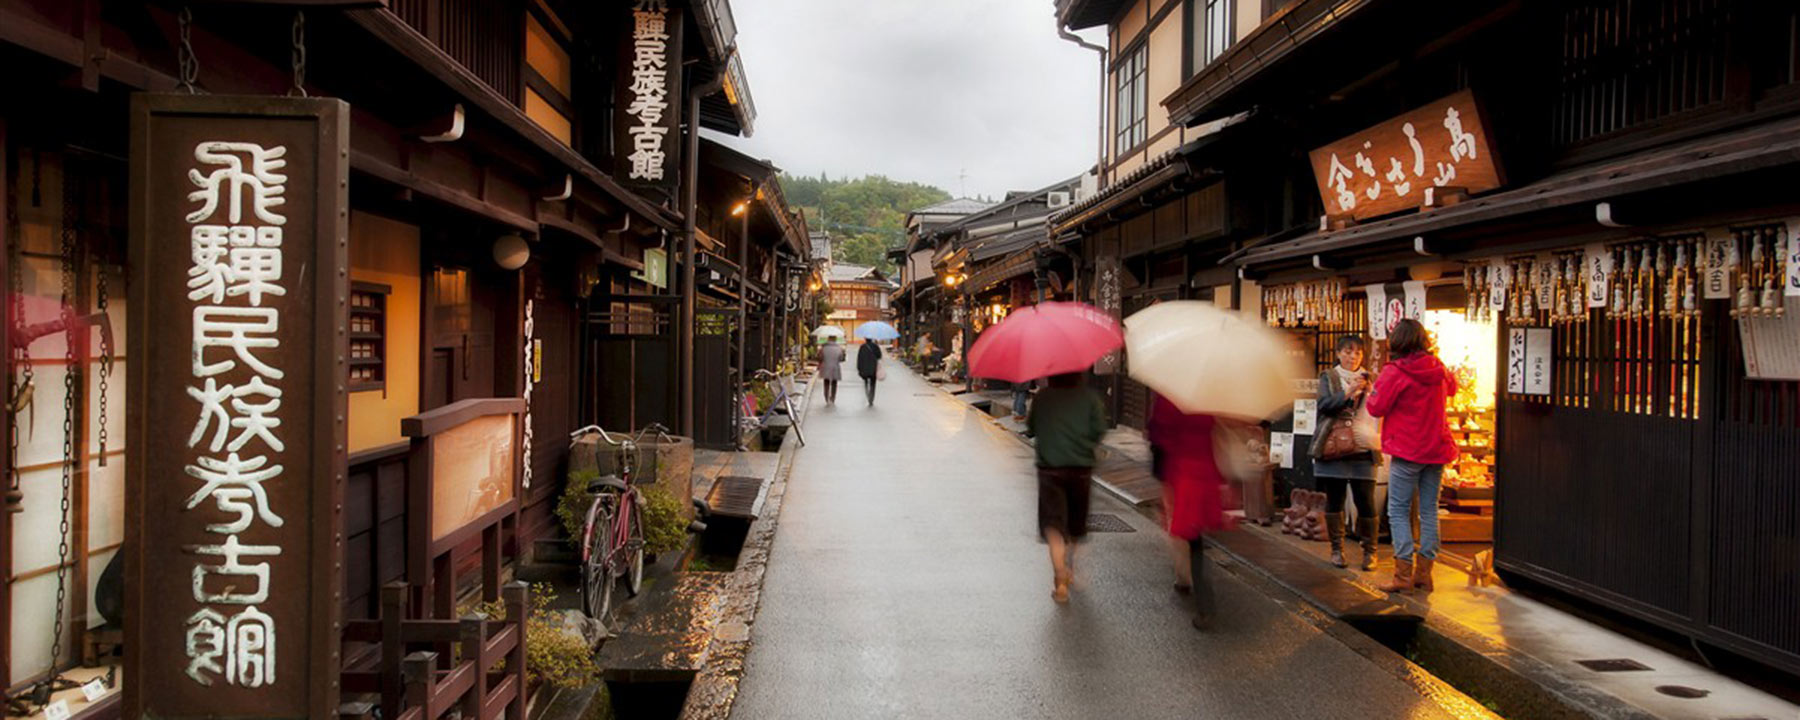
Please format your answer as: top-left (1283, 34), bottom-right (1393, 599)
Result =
top-left (967, 248), bottom-right (1037, 293)
top-left (1232, 113), bottom-right (1800, 269)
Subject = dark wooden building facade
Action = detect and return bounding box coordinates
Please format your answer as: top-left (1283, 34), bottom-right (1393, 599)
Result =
top-left (1058, 0), bottom-right (1800, 678)
top-left (0, 0), bottom-right (799, 715)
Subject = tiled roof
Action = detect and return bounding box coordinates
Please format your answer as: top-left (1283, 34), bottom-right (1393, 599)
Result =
top-left (827, 262), bottom-right (877, 282)
top-left (809, 231), bottom-right (831, 262)
top-left (910, 197), bottom-right (995, 216)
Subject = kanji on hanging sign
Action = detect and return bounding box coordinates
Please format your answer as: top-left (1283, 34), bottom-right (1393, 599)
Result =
top-left (128, 94), bottom-right (347, 719)
top-left (617, 0), bottom-right (684, 194)
top-left (1308, 89), bottom-right (1503, 222)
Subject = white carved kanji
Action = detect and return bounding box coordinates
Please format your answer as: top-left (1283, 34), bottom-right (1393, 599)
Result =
top-left (185, 453), bottom-right (286, 531)
top-left (187, 142), bottom-right (288, 226)
top-left (189, 534), bottom-right (281, 604)
top-left (193, 306), bottom-right (283, 379)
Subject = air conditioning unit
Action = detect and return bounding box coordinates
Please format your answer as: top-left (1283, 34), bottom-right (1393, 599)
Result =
top-left (1046, 191), bottom-right (1072, 209)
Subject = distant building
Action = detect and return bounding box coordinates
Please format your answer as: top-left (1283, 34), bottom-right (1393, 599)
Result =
top-left (823, 263), bottom-right (897, 342)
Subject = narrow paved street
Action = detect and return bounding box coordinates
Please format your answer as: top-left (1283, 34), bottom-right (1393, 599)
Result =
top-left (733, 361), bottom-right (1456, 719)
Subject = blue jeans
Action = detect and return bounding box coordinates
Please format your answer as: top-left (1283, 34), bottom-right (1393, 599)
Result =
top-left (1013, 386), bottom-right (1030, 417)
top-left (1386, 458), bottom-right (1443, 562)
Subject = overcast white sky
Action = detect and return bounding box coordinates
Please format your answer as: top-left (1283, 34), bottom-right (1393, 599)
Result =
top-left (711, 0), bottom-right (1107, 201)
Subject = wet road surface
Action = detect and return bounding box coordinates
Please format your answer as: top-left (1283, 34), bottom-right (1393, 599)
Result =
top-left (732, 361), bottom-right (1456, 719)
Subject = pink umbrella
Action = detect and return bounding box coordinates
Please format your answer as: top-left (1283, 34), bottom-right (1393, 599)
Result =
top-left (967, 302), bottom-right (1123, 383)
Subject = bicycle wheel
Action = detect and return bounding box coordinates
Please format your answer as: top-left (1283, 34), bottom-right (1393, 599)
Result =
top-left (582, 496), bottom-right (617, 621)
top-left (625, 497), bottom-right (647, 597)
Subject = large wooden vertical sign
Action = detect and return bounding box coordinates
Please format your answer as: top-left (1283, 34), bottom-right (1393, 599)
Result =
top-left (126, 94), bottom-right (348, 718)
top-left (616, 0), bottom-right (684, 198)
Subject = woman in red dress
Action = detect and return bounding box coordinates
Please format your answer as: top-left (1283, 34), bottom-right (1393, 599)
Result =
top-left (1147, 394), bottom-right (1231, 630)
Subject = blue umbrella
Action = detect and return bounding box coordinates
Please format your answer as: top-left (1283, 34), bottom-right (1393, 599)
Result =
top-left (855, 321), bottom-right (899, 340)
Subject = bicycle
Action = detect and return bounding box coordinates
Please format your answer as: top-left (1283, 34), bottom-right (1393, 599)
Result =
top-left (739, 368), bottom-right (806, 449)
top-left (568, 422), bottom-right (669, 623)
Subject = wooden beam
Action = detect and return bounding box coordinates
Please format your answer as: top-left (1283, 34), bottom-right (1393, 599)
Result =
top-left (352, 149), bottom-right (537, 232)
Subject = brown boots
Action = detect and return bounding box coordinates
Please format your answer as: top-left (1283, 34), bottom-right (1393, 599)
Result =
top-left (1378, 557), bottom-right (1437, 593)
top-left (1326, 513), bottom-right (1347, 567)
top-left (1414, 557), bottom-right (1435, 591)
top-left (1377, 559), bottom-right (1413, 593)
top-left (1356, 518), bottom-right (1378, 571)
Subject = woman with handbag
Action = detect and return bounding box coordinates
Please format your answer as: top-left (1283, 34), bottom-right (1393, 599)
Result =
top-left (1147, 394), bottom-right (1233, 630)
top-left (1311, 335), bottom-right (1379, 570)
top-left (1366, 319), bottom-right (1458, 593)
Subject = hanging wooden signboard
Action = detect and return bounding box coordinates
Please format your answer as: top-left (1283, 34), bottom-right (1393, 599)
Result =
top-left (126, 93), bottom-right (348, 719)
top-left (1308, 89), bottom-right (1503, 222)
top-left (616, 1), bottom-right (685, 198)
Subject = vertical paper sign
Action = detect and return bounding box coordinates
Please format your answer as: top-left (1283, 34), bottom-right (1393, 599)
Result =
top-left (1584, 243), bottom-right (1611, 308)
top-left (1506, 328), bottom-right (1527, 393)
top-left (1535, 253), bottom-right (1556, 308)
top-left (1703, 232), bottom-right (1733, 300)
top-left (1525, 328), bottom-right (1552, 394)
top-left (127, 94), bottom-right (347, 719)
top-left (1786, 219), bottom-right (1800, 298)
top-left (1270, 432), bottom-right (1294, 469)
top-left (1366, 284), bottom-right (1388, 340)
top-left (1489, 264), bottom-right (1510, 312)
top-left (1403, 280), bottom-right (1428, 320)
top-left (1292, 399), bottom-right (1317, 435)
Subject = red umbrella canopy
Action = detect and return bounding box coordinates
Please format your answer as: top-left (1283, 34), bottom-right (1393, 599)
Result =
top-left (967, 302), bottom-right (1123, 383)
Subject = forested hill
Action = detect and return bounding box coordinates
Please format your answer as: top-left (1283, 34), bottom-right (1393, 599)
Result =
top-left (782, 174), bottom-right (951, 275)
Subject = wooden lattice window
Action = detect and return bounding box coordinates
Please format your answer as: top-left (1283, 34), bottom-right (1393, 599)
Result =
top-left (350, 281), bottom-right (390, 392)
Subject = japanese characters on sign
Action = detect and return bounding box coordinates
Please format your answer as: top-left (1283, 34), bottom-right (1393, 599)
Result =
top-left (522, 299), bottom-right (536, 490)
top-left (1507, 328), bottom-right (1552, 395)
top-left (1092, 254), bottom-right (1122, 374)
top-left (1308, 89), bottom-right (1502, 222)
top-left (129, 94), bottom-right (346, 718)
top-left (617, 1), bottom-right (683, 194)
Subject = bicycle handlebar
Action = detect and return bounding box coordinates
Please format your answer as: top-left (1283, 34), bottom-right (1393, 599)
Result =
top-left (569, 423), bottom-right (674, 447)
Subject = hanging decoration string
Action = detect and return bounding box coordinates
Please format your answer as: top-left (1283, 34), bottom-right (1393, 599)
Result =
top-left (289, 11), bottom-right (308, 97)
top-left (177, 6), bottom-right (199, 93)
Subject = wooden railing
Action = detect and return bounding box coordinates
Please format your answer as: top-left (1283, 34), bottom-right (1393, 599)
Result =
top-left (341, 582), bottom-right (528, 720)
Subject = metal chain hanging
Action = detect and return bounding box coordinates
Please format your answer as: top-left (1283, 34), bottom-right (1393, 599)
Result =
top-left (94, 229), bottom-right (109, 466)
top-left (289, 11), bottom-right (308, 97)
top-left (177, 6), bottom-right (200, 93)
top-left (4, 142), bottom-right (25, 515)
top-left (41, 151), bottom-right (81, 702)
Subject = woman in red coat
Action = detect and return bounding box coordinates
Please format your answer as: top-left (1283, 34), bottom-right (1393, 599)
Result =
top-left (1147, 395), bottom-right (1231, 630)
top-left (1365, 318), bottom-right (1458, 593)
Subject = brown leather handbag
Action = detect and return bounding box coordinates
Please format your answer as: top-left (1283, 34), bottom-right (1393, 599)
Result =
top-left (1313, 371), bottom-right (1364, 461)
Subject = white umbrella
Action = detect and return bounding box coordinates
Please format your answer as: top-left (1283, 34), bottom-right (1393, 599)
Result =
top-left (812, 325), bottom-right (846, 341)
top-left (1122, 301), bottom-right (1308, 420)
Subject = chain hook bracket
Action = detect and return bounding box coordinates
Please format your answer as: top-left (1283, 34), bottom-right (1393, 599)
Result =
top-left (176, 5), bottom-right (200, 93)
top-left (289, 11), bottom-right (308, 97)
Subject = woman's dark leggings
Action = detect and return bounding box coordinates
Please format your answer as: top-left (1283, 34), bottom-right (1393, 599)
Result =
top-left (1190, 539), bottom-right (1215, 618)
top-left (1320, 475), bottom-right (1375, 516)
top-left (823, 379), bottom-right (838, 402)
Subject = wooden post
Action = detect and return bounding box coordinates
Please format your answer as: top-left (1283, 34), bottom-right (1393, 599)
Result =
top-left (401, 650), bottom-right (438, 712)
top-left (380, 583), bottom-right (408, 720)
top-left (459, 615), bottom-right (487, 718)
top-left (503, 582), bottom-right (528, 720)
top-left (482, 521), bottom-right (501, 603)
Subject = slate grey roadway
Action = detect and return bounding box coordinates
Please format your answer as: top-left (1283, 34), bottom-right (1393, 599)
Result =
top-left (732, 360), bottom-right (1456, 720)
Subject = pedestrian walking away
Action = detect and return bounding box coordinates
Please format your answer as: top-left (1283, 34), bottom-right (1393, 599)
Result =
top-left (1025, 372), bottom-right (1107, 604)
top-left (818, 337), bottom-right (845, 405)
top-left (856, 340), bottom-right (883, 406)
top-left (1147, 394), bottom-right (1231, 629)
top-left (1366, 318), bottom-right (1458, 594)
top-left (1312, 334), bottom-right (1379, 571)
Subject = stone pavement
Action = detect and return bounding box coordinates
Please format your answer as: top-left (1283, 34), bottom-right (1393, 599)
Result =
top-left (730, 361), bottom-right (1464, 719)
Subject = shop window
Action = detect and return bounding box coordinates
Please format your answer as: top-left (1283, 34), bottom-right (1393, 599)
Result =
top-left (350, 282), bottom-right (391, 392)
top-left (523, 9), bottom-right (574, 144)
top-left (1113, 44), bottom-right (1148, 156)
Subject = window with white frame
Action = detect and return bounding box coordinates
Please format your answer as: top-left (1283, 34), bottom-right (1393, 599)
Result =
top-left (1114, 45), bottom-right (1148, 156)
top-left (1189, 0), bottom-right (1236, 75)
